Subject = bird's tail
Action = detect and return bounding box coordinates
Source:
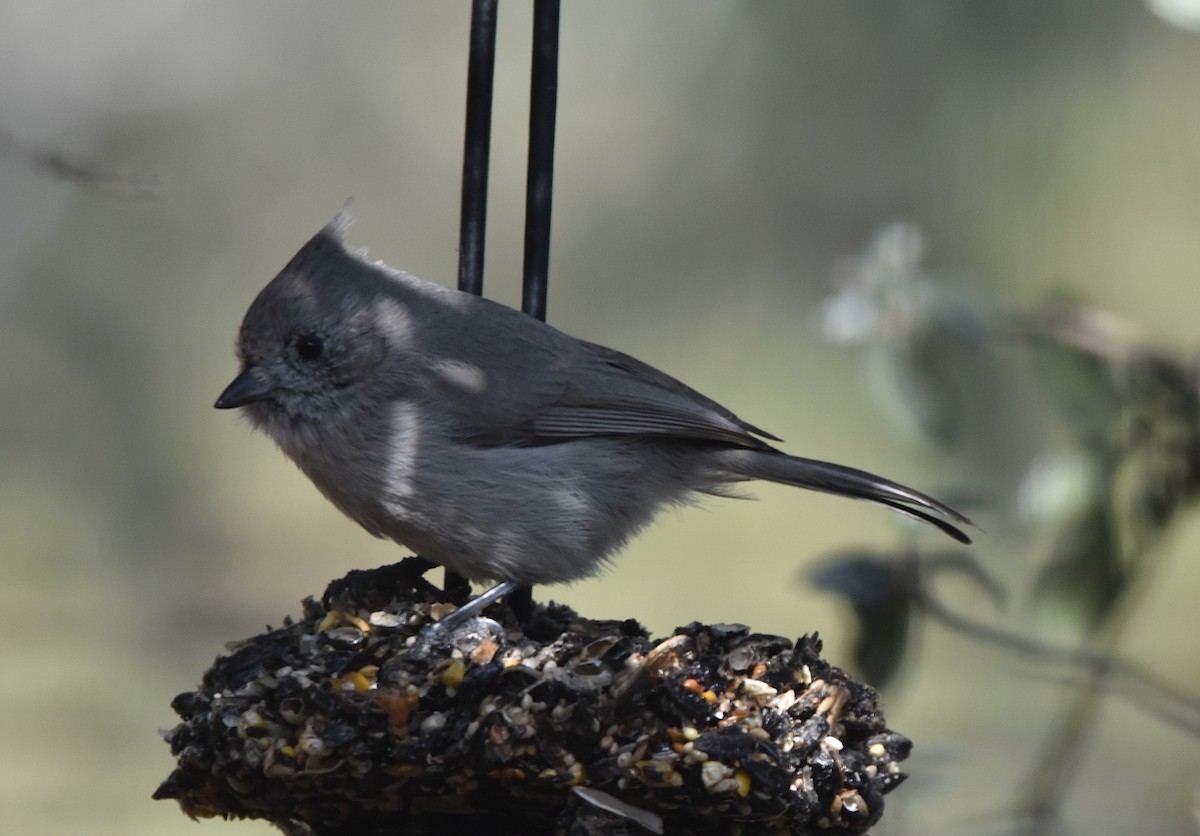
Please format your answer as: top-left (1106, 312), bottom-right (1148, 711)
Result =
top-left (717, 448), bottom-right (973, 544)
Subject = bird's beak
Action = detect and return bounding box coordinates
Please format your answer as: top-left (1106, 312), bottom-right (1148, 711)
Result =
top-left (215, 368), bottom-right (275, 409)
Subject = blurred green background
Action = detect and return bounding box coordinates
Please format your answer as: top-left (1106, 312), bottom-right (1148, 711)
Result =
top-left (2, 2), bottom-right (1199, 834)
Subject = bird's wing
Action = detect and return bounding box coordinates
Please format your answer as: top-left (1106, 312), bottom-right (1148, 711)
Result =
top-left (528, 342), bottom-right (781, 449)
top-left (408, 286), bottom-right (778, 449)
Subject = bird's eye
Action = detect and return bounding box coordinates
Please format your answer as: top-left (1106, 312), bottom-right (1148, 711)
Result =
top-left (296, 335), bottom-right (324, 362)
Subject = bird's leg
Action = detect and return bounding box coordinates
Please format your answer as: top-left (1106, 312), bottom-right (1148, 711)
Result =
top-left (417, 580), bottom-right (521, 642)
top-left (507, 583), bottom-right (534, 623)
top-left (442, 568), bottom-right (472, 602)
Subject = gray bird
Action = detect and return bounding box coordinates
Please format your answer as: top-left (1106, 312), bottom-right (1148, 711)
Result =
top-left (216, 211), bottom-right (970, 591)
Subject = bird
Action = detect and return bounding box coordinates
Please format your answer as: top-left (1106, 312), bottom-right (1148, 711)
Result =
top-left (216, 210), bottom-right (970, 596)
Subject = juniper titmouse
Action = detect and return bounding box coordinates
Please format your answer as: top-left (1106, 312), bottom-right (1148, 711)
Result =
top-left (216, 211), bottom-right (970, 587)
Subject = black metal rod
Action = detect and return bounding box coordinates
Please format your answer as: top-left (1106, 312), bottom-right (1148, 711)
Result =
top-left (520, 0), bottom-right (560, 322)
top-left (458, 0), bottom-right (499, 296)
top-left (447, 0), bottom-right (499, 598)
top-left (449, 1), bottom-right (559, 616)
top-left (509, 0), bottom-right (560, 617)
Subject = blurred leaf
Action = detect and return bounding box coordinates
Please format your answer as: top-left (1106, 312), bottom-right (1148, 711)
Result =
top-left (1025, 340), bottom-right (1125, 445)
top-left (1146, 0), bottom-right (1200, 30)
top-left (1108, 354), bottom-right (1200, 561)
top-left (867, 332), bottom-right (966, 447)
top-left (810, 549), bottom-right (1004, 688)
top-left (823, 222), bottom-right (997, 449)
top-left (809, 553), bottom-right (913, 688)
top-left (1020, 304), bottom-right (1200, 637)
top-left (1016, 450), bottom-right (1104, 524)
top-left (1015, 304), bottom-right (1136, 444)
top-left (1033, 503), bottom-right (1126, 636)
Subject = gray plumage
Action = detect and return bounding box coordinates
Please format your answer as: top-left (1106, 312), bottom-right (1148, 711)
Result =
top-left (216, 211), bottom-right (970, 584)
